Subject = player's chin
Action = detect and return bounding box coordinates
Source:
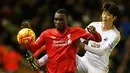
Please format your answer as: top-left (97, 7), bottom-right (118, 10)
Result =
top-left (56, 27), bottom-right (62, 30)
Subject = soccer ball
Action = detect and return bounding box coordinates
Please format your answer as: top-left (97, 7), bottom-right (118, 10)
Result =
top-left (17, 28), bottom-right (36, 46)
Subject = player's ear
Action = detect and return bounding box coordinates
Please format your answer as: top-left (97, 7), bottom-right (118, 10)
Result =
top-left (113, 16), bottom-right (117, 21)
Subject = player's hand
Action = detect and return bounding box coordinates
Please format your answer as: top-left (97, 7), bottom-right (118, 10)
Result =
top-left (21, 21), bottom-right (32, 29)
top-left (87, 26), bottom-right (96, 34)
top-left (26, 50), bottom-right (34, 61)
top-left (74, 39), bottom-right (81, 46)
top-left (26, 50), bottom-right (39, 71)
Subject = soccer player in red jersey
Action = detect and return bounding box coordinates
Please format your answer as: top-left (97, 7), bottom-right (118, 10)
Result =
top-left (21, 9), bottom-right (102, 73)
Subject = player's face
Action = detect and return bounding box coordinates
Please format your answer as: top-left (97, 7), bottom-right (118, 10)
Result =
top-left (101, 11), bottom-right (116, 25)
top-left (54, 13), bottom-right (67, 31)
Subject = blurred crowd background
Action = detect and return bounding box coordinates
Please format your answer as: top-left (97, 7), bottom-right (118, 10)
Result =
top-left (0, 0), bottom-right (130, 73)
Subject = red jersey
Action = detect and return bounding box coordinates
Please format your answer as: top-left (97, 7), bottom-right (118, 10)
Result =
top-left (34, 45), bottom-right (46, 57)
top-left (28, 26), bottom-right (102, 73)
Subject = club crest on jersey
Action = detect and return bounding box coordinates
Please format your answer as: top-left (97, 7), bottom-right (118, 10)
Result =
top-left (104, 37), bottom-right (108, 41)
top-left (51, 36), bottom-right (56, 39)
top-left (67, 34), bottom-right (72, 45)
top-left (108, 42), bottom-right (114, 49)
top-left (52, 34), bottom-right (72, 47)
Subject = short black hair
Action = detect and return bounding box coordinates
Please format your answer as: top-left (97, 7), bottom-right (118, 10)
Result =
top-left (56, 8), bottom-right (68, 17)
top-left (102, 2), bottom-right (120, 17)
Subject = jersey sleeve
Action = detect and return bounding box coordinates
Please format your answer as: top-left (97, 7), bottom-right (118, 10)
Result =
top-left (82, 31), bottom-right (102, 43)
top-left (81, 30), bottom-right (102, 44)
top-left (34, 45), bottom-right (46, 58)
top-left (85, 33), bottom-right (120, 56)
top-left (81, 22), bottom-right (102, 44)
top-left (27, 31), bottom-right (46, 53)
top-left (71, 26), bottom-right (101, 43)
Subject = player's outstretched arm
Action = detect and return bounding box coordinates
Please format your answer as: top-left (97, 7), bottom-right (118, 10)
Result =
top-left (87, 26), bottom-right (102, 42)
top-left (84, 33), bottom-right (120, 56)
top-left (34, 45), bottom-right (46, 58)
top-left (81, 26), bottom-right (102, 46)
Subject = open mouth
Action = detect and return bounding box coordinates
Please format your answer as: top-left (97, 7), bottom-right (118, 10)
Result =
top-left (103, 19), bottom-right (107, 22)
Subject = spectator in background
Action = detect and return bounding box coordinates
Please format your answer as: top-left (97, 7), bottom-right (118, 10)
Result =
top-left (117, 34), bottom-right (130, 73)
top-left (119, 16), bottom-right (130, 39)
top-left (2, 45), bottom-right (22, 73)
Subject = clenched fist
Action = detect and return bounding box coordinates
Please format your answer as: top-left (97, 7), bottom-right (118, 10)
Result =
top-left (87, 26), bottom-right (96, 34)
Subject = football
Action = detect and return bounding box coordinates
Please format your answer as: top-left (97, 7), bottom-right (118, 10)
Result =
top-left (17, 28), bottom-right (36, 46)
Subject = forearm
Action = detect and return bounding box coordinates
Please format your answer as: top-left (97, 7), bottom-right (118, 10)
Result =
top-left (34, 45), bottom-right (46, 58)
top-left (82, 32), bottom-right (102, 44)
top-left (84, 41), bottom-right (110, 56)
top-left (85, 45), bottom-right (105, 56)
top-left (27, 42), bottom-right (41, 54)
top-left (28, 32), bottom-right (46, 54)
top-left (38, 54), bottom-right (48, 67)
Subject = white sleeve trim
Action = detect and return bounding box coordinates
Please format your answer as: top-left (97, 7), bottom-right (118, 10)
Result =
top-left (38, 54), bottom-right (48, 67)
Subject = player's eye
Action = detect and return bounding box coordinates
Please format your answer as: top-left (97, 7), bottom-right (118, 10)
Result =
top-left (55, 18), bottom-right (63, 21)
top-left (54, 18), bottom-right (58, 20)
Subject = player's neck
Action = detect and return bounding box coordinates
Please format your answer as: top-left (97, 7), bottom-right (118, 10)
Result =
top-left (59, 26), bottom-right (68, 34)
top-left (102, 23), bottom-right (113, 31)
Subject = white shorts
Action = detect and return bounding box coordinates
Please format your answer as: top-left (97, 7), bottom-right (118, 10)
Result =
top-left (76, 55), bottom-right (108, 73)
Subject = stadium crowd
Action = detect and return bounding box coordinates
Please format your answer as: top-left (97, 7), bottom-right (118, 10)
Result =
top-left (0, 0), bottom-right (130, 73)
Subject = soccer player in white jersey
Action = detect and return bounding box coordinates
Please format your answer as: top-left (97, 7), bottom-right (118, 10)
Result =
top-left (76, 2), bottom-right (121, 73)
top-left (35, 2), bottom-right (121, 73)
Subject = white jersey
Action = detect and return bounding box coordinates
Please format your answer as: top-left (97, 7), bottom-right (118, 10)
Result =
top-left (77, 22), bottom-right (121, 73)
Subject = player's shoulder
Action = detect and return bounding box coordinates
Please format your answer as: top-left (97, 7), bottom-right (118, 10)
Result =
top-left (107, 26), bottom-right (121, 43)
top-left (45, 28), bottom-right (56, 32)
top-left (112, 26), bottom-right (121, 40)
top-left (71, 26), bottom-right (81, 28)
top-left (70, 26), bottom-right (86, 33)
top-left (70, 26), bottom-right (84, 31)
top-left (41, 28), bottom-right (56, 34)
